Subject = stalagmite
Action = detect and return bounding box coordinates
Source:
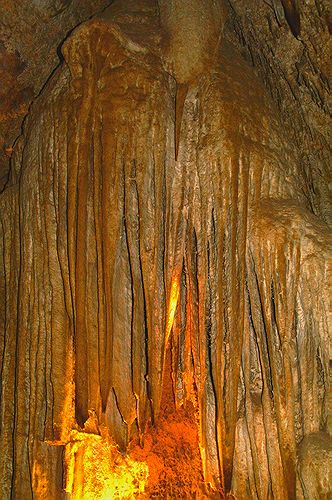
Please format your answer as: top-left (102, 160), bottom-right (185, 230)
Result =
top-left (0, 0), bottom-right (330, 498)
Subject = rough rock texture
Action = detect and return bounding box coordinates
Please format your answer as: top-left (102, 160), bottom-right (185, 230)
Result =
top-left (0, 0), bottom-right (109, 190)
top-left (1, 0), bottom-right (331, 200)
top-left (225, 0), bottom-right (332, 226)
top-left (0, 1), bottom-right (331, 498)
top-left (298, 432), bottom-right (332, 499)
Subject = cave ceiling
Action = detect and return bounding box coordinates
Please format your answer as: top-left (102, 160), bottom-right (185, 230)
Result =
top-left (0, 1), bottom-right (331, 205)
top-left (0, 0), bottom-right (110, 188)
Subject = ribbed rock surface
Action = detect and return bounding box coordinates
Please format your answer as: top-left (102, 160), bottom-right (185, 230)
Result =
top-left (0, 1), bottom-right (331, 498)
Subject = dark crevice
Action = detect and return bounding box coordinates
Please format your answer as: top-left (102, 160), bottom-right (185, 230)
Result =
top-left (250, 257), bottom-right (274, 399)
top-left (280, 0), bottom-right (301, 37)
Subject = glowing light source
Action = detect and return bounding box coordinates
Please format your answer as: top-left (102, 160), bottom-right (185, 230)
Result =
top-left (64, 430), bottom-right (149, 499)
top-left (165, 278), bottom-right (180, 344)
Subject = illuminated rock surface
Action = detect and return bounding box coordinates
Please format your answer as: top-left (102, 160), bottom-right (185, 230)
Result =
top-left (0, 1), bottom-right (331, 498)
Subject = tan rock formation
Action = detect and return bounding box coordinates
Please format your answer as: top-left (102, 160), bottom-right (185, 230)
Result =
top-left (0, 1), bottom-right (330, 498)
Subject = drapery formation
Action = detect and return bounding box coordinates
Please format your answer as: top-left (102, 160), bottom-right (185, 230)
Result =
top-left (0, 11), bottom-right (330, 499)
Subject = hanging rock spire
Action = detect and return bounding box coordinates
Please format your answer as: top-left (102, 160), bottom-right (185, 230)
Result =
top-left (158, 0), bottom-right (226, 159)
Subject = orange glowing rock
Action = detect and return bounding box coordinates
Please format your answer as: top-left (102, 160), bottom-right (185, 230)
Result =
top-left (32, 461), bottom-right (49, 498)
top-left (166, 279), bottom-right (180, 345)
top-left (64, 430), bottom-right (149, 499)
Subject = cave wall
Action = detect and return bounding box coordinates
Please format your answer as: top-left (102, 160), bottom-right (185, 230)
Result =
top-left (0, 0), bottom-right (111, 190)
top-left (0, 2), bottom-right (331, 499)
top-left (225, 0), bottom-right (332, 226)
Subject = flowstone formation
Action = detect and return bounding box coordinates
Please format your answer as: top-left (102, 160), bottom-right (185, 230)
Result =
top-left (0, 0), bottom-right (331, 498)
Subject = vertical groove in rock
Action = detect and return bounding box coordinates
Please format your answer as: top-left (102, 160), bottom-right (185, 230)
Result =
top-left (0, 182), bottom-right (20, 499)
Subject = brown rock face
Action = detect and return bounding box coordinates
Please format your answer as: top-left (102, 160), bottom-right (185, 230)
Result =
top-left (0, 0), bottom-right (109, 190)
top-left (0, 1), bottom-right (331, 498)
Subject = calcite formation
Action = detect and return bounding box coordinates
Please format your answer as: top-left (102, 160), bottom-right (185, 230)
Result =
top-left (0, 1), bottom-right (331, 498)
